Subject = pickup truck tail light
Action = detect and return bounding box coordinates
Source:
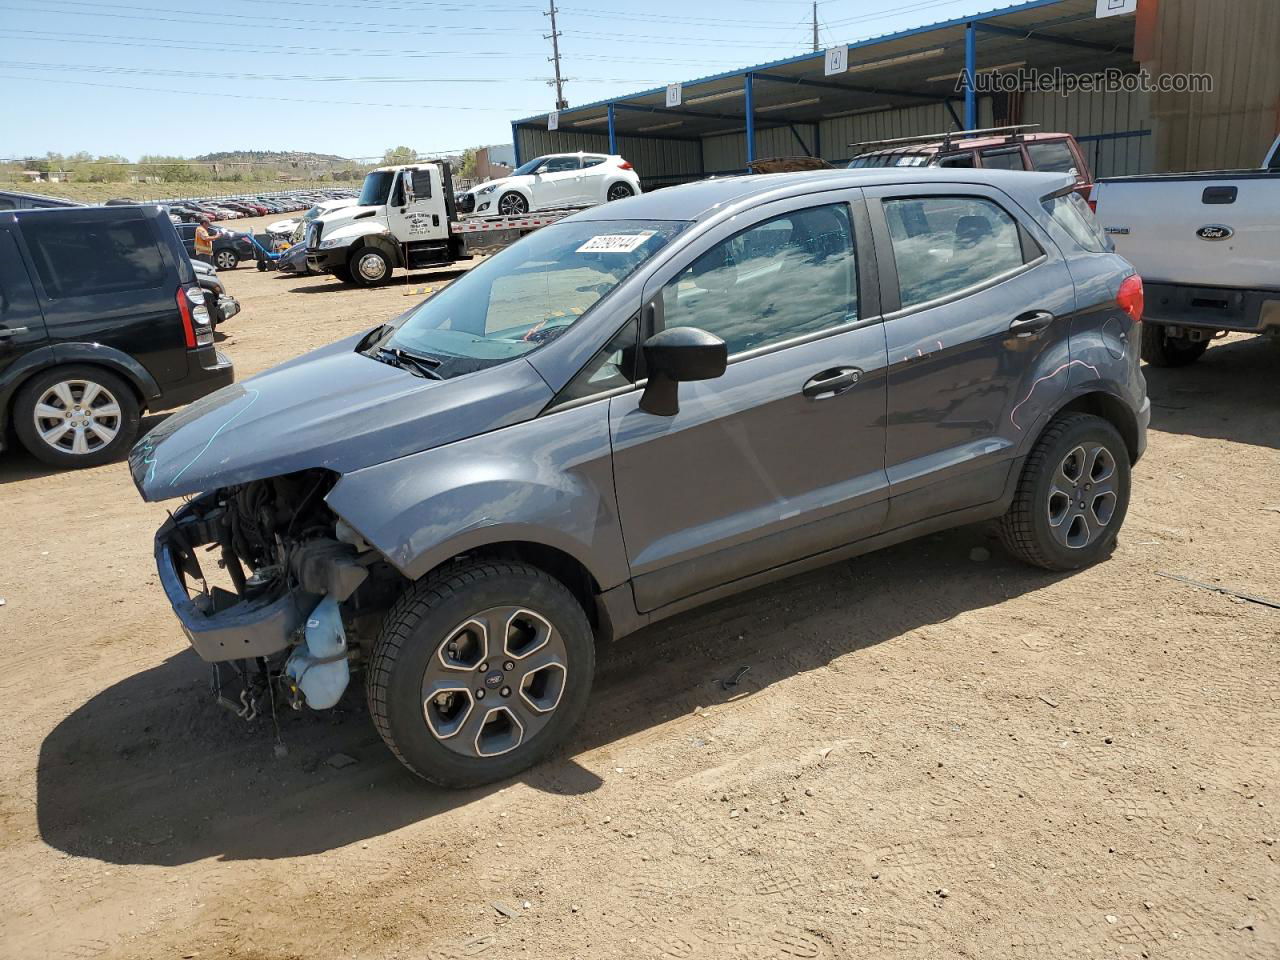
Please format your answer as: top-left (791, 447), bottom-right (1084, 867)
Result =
top-left (1117, 274), bottom-right (1144, 324)
top-left (177, 285), bottom-right (214, 347)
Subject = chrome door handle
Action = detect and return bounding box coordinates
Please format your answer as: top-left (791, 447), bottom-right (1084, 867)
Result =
top-left (1009, 311), bottom-right (1055, 338)
top-left (802, 366), bottom-right (862, 399)
top-left (0, 327), bottom-right (29, 338)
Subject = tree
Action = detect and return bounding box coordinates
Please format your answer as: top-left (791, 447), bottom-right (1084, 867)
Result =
top-left (458, 148), bottom-right (478, 179)
top-left (382, 145), bottom-right (416, 166)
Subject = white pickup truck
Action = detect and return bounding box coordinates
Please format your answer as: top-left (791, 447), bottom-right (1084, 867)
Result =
top-left (1092, 134), bottom-right (1280, 366)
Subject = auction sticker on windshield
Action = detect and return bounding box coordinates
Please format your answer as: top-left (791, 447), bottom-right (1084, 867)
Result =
top-left (576, 231), bottom-right (656, 254)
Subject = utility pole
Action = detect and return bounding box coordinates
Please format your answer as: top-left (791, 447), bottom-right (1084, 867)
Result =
top-left (545, 0), bottom-right (568, 111)
top-left (812, 0), bottom-right (819, 52)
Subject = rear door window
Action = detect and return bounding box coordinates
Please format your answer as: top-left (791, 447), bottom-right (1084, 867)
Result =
top-left (882, 195), bottom-right (1028, 308)
top-left (979, 147), bottom-right (1028, 170)
top-left (1026, 140), bottom-right (1079, 175)
top-left (22, 213), bottom-right (167, 299)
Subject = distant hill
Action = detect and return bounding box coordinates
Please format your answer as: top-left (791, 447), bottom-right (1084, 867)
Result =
top-left (192, 150), bottom-right (348, 164)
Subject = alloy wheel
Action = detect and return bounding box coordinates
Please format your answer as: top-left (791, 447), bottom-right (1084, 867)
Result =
top-left (421, 606), bottom-right (568, 759)
top-left (31, 379), bottom-right (121, 457)
top-left (214, 250), bottom-right (237, 270)
top-left (607, 184), bottom-right (633, 201)
top-left (1047, 442), bottom-right (1117, 549)
top-left (498, 193), bottom-right (527, 216)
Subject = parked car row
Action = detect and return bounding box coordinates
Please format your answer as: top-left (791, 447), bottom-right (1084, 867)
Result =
top-left (154, 188), bottom-right (357, 224)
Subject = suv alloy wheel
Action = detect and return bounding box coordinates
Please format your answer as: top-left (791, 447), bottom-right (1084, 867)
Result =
top-left (13, 366), bottom-right (141, 468)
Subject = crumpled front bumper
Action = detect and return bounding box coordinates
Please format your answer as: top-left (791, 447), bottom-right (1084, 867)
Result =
top-left (154, 502), bottom-right (313, 663)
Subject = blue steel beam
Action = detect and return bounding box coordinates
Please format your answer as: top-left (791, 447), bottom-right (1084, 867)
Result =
top-left (963, 22), bottom-right (977, 130)
top-left (744, 72), bottom-right (756, 164)
top-left (607, 104), bottom-right (617, 154)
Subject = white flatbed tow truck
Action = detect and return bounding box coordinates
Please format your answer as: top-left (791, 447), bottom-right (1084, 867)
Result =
top-left (306, 161), bottom-right (588, 286)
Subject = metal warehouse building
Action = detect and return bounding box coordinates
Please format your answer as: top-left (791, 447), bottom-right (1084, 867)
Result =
top-left (511, 0), bottom-right (1279, 187)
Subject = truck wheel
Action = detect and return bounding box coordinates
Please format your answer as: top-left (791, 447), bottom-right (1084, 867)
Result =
top-left (998, 413), bottom-right (1131, 571)
top-left (497, 192), bottom-right (528, 216)
top-left (349, 247), bottom-right (392, 287)
top-left (13, 366), bottom-right (140, 469)
top-left (367, 559), bottom-right (595, 789)
top-left (213, 249), bottom-right (239, 271)
top-left (1140, 323), bottom-right (1209, 367)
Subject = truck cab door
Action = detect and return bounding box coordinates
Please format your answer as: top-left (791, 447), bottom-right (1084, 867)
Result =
top-left (0, 226), bottom-right (50, 385)
top-left (386, 168), bottom-right (449, 243)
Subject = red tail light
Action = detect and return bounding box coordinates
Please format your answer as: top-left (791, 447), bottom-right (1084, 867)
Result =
top-left (618, 160), bottom-right (633, 170)
top-left (1117, 274), bottom-right (1144, 324)
top-left (176, 285), bottom-right (213, 348)
top-left (1087, 198), bottom-right (1097, 213)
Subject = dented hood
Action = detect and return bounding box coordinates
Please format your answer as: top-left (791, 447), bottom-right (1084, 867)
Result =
top-left (129, 333), bottom-right (553, 501)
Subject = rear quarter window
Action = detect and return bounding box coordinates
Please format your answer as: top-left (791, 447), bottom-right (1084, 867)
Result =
top-left (1027, 140), bottom-right (1079, 175)
top-left (979, 148), bottom-right (1027, 171)
top-left (23, 214), bottom-right (168, 299)
top-left (1042, 191), bottom-right (1108, 253)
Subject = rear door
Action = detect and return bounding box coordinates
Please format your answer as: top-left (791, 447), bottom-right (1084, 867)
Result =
top-left (16, 208), bottom-right (191, 384)
top-left (609, 192), bottom-right (890, 613)
top-left (864, 184), bottom-right (1077, 528)
top-left (0, 225), bottom-right (49, 384)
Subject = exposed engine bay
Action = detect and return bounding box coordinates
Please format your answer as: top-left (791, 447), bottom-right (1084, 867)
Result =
top-left (154, 469), bottom-right (404, 718)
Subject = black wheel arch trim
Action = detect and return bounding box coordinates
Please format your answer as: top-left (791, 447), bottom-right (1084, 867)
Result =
top-left (1030, 386), bottom-right (1143, 464)
top-left (350, 235), bottom-right (404, 268)
top-left (0, 343), bottom-right (161, 428)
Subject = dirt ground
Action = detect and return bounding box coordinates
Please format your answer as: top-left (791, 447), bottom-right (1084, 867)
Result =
top-left (1, 218), bottom-right (1277, 960)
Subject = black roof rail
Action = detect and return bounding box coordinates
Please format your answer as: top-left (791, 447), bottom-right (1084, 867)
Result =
top-left (849, 124), bottom-right (1041, 154)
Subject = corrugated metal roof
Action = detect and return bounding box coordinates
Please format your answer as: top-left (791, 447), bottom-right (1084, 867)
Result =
top-left (515, 0), bottom-right (1136, 140)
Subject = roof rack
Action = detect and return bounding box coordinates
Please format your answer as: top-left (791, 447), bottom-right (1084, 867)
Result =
top-left (849, 124), bottom-right (1040, 154)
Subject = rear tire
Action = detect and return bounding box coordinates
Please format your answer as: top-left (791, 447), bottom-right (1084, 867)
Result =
top-left (999, 413), bottom-right (1131, 571)
top-left (606, 182), bottom-right (634, 202)
top-left (348, 247), bottom-right (392, 287)
top-left (367, 560), bottom-right (595, 788)
top-left (1140, 323), bottom-right (1209, 367)
top-left (13, 366), bottom-right (140, 469)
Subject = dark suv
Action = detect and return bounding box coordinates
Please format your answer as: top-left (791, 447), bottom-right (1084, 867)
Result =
top-left (132, 169), bottom-right (1148, 787)
top-left (1, 205), bottom-right (234, 467)
top-left (175, 221), bottom-right (255, 271)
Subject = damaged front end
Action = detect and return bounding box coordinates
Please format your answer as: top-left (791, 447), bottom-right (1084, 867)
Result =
top-left (154, 469), bottom-right (400, 713)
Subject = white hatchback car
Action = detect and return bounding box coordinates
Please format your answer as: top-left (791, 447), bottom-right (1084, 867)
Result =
top-left (460, 153), bottom-right (641, 216)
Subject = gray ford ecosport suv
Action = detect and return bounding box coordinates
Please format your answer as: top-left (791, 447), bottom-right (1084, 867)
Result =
top-left (131, 169), bottom-right (1150, 787)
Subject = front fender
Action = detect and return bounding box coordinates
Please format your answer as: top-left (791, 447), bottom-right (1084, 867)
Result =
top-left (325, 402), bottom-right (629, 590)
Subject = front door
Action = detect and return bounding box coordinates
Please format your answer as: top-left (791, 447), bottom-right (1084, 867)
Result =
top-left (864, 184), bottom-right (1077, 527)
top-left (387, 167), bottom-right (449, 243)
top-left (529, 156), bottom-right (583, 208)
top-left (609, 195), bottom-right (890, 613)
top-left (0, 227), bottom-right (49, 381)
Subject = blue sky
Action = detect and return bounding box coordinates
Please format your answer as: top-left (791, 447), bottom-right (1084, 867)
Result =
top-left (0, 0), bottom-right (997, 160)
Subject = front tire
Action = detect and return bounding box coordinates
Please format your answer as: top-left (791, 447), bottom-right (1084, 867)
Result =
top-left (497, 192), bottom-right (528, 216)
top-left (213, 248), bottom-right (239, 271)
top-left (13, 366), bottom-right (140, 468)
top-left (348, 247), bottom-right (392, 287)
top-left (367, 560), bottom-right (595, 788)
top-left (1140, 323), bottom-right (1209, 367)
top-left (999, 413), bottom-right (1131, 571)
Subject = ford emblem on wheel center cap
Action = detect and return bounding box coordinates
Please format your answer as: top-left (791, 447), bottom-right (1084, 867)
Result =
top-left (484, 670), bottom-right (505, 688)
top-left (1196, 224), bottom-right (1233, 241)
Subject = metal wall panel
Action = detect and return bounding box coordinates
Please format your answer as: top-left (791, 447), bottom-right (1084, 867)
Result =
top-left (1140, 0), bottom-right (1280, 171)
top-left (1021, 90), bottom-right (1153, 177)
top-left (514, 127), bottom-right (702, 186)
top-left (818, 99), bottom-right (995, 165)
top-left (700, 124), bottom-right (817, 175)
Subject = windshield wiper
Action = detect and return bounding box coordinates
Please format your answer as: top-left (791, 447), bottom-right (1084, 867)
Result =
top-left (373, 346), bottom-right (443, 380)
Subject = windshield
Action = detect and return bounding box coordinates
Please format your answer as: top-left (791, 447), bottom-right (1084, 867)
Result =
top-left (358, 171), bottom-right (395, 206)
top-left (511, 156), bottom-right (548, 176)
top-left (380, 219), bottom-right (686, 377)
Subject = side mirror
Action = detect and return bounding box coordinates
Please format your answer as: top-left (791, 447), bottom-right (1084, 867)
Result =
top-left (639, 326), bottom-right (728, 416)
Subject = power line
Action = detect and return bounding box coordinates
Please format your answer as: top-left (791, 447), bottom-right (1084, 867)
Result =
top-left (0, 59), bottom-right (665, 85)
top-left (0, 73), bottom-right (547, 111)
